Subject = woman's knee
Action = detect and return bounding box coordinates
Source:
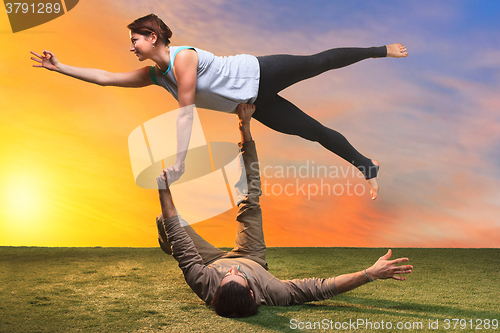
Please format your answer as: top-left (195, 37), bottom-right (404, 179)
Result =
top-left (294, 122), bottom-right (328, 142)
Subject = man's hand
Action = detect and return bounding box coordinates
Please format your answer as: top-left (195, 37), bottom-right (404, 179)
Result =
top-left (237, 103), bottom-right (255, 124)
top-left (365, 249), bottom-right (413, 281)
top-left (157, 171), bottom-right (179, 219)
top-left (156, 173), bottom-right (168, 190)
top-left (237, 103), bottom-right (255, 143)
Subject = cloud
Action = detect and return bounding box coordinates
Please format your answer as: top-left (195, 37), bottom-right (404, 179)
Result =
top-left (468, 50), bottom-right (500, 69)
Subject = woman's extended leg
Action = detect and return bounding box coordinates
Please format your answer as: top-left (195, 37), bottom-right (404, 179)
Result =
top-left (256, 46), bottom-right (379, 101)
top-left (253, 95), bottom-right (379, 198)
top-left (256, 44), bottom-right (406, 100)
top-left (252, 44), bottom-right (407, 199)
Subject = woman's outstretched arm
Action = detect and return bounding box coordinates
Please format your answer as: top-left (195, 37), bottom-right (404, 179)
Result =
top-left (30, 50), bottom-right (153, 88)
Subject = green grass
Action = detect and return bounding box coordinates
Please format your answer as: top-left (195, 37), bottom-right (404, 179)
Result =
top-left (1, 247), bottom-right (499, 332)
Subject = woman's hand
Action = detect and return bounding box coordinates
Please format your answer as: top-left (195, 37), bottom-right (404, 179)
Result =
top-left (31, 50), bottom-right (61, 71)
top-left (365, 249), bottom-right (413, 281)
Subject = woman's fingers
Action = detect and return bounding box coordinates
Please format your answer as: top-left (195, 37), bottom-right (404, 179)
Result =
top-left (30, 51), bottom-right (44, 66)
top-left (30, 50), bottom-right (55, 59)
top-left (162, 165), bottom-right (186, 186)
top-left (30, 50), bottom-right (58, 70)
top-left (30, 51), bottom-right (42, 58)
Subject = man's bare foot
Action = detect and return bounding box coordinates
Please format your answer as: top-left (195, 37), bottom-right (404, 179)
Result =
top-left (386, 43), bottom-right (408, 58)
top-left (367, 159), bottom-right (379, 200)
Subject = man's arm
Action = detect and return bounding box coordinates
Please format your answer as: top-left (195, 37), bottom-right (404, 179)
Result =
top-left (237, 103), bottom-right (255, 143)
top-left (156, 174), bottom-right (216, 303)
top-left (158, 176), bottom-right (178, 220)
top-left (235, 103), bottom-right (262, 207)
top-left (335, 249), bottom-right (413, 294)
top-left (275, 249), bottom-right (412, 305)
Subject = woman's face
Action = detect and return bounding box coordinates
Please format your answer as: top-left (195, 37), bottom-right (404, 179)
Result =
top-left (129, 31), bottom-right (153, 61)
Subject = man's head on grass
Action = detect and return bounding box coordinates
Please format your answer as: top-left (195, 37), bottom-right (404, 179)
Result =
top-left (211, 266), bottom-right (259, 317)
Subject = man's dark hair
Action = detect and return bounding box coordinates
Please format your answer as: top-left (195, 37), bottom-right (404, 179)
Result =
top-left (211, 281), bottom-right (259, 317)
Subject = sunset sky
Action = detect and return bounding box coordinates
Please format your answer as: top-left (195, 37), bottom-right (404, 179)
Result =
top-left (1, 0), bottom-right (500, 247)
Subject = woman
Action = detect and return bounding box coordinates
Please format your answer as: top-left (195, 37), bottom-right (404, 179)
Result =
top-left (31, 13), bottom-right (408, 200)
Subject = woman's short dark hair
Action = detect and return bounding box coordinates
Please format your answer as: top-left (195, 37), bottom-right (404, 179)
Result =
top-left (211, 281), bottom-right (259, 318)
top-left (127, 14), bottom-right (173, 46)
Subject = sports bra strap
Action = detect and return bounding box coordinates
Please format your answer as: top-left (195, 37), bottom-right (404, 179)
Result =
top-left (172, 46), bottom-right (196, 68)
top-left (149, 46), bottom-right (196, 83)
top-left (149, 66), bottom-right (159, 85)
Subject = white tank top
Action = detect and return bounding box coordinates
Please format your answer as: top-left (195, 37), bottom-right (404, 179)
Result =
top-left (150, 46), bottom-right (260, 113)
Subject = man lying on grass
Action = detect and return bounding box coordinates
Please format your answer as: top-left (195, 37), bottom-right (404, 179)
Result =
top-left (156, 103), bottom-right (413, 318)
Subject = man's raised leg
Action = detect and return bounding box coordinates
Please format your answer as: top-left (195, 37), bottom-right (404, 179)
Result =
top-left (226, 104), bottom-right (267, 268)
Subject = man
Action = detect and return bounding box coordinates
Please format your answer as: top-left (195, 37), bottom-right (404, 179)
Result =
top-left (156, 104), bottom-right (413, 318)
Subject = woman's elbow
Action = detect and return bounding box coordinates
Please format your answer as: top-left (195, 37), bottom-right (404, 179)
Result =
top-left (98, 71), bottom-right (117, 87)
top-left (178, 105), bottom-right (195, 119)
top-left (92, 76), bottom-right (107, 86)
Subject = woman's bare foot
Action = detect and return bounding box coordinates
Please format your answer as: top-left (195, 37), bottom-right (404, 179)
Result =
top-left (367, 159), bottom-right (379, 200)
top-left (386, 43), bottom-right (408, 58)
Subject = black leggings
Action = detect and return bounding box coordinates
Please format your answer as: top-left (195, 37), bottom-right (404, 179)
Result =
top-left (253, 46), bottom-right (386, 179)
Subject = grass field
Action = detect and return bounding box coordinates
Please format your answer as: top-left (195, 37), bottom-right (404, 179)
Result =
top-left (1, 247), bottom-right (499, 332)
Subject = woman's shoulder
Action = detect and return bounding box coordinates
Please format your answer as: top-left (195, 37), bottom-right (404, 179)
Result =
top-left (170, 45), bottom-right (196, 54)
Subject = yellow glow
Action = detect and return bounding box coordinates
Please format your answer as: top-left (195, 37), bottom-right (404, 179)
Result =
top-left (1, 174), bottom-right (41, 222)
